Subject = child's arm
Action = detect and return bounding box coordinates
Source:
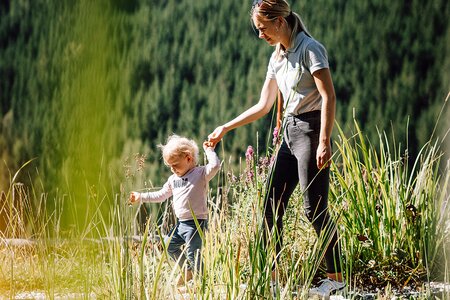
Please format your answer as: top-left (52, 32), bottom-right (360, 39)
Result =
top-left (128, 191), bottom-right (142, 204)
top-left (128, 182), bottom-right (172, 205)
top-left (203, 141), bottom-right (221, 181)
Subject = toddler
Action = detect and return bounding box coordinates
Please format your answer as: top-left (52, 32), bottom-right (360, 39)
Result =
top-left (128, 134), bottom-right (220, 285)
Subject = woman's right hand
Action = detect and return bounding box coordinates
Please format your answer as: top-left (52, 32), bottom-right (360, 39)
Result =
top-left (128, 192), bottom-right (141, 205)
top-left (208, 125), bottom-right (227, 146)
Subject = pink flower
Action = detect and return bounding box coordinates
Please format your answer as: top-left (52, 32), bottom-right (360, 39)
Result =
top-left (270, 155), bottom-right (275, 165)
top-left (272, 127), bottom-right (280, 145)
top-left (273, 127), bottom-right (279, 138)
top-left (245, 145), bottom-right (254, 161)
top-left (246, 170), bottom-right (254, 182)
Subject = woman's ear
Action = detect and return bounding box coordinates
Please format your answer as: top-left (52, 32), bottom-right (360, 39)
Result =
top-left (276, 16), bottom-right (283, 25)
top-left (277, 16), bottom-right (287, 28)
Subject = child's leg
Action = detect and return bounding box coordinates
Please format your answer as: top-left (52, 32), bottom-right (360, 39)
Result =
top-left (164, 222), bottom-right (187, 268)
top-left (181, 219), bottom-right (207, 274)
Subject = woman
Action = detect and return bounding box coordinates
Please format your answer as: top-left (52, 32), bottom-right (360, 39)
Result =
top-left (208, 0), bottom-right (345, 297)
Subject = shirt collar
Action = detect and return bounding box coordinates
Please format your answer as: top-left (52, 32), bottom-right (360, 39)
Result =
top-left (286, 31), bottom-right (307, 53)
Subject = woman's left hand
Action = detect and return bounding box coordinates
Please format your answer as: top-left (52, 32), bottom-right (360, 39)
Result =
top-left (316, 140), bottom-right (332, 169)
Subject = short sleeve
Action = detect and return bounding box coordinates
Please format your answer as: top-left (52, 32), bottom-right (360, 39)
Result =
top-left (266, 52), bottom-right (277, 79)
top-left (305, 41), bottom-right (329, 74)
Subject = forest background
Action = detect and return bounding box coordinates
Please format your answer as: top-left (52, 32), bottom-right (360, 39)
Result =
top-left (0, 0), bottom-right (449, 231)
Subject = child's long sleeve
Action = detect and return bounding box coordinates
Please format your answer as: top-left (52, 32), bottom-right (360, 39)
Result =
top-left (139, 182), bottom-right (172, 203)
top-left (204, 149), bottom-right (220, 181)
top-left (166, 149), bottom-right (221, 221)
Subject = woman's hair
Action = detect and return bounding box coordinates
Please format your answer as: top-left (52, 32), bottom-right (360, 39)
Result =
top-left (158, 134), bottom-right (199, 165)
top-left (251, 0), bottom-right (311, 56)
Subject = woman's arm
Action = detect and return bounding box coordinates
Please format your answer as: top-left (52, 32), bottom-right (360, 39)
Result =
top-left (312, 68), bottom-right (336, 169)
top-left (208, 78), bottom-right (278, 145)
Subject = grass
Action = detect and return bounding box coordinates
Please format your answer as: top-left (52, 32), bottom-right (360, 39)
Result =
top-left (2, 1), bottom-right (448, 298)
top-left (330, 120), bottom-right (450, 294)
top-left (1, 117), bottom-right (449, 299)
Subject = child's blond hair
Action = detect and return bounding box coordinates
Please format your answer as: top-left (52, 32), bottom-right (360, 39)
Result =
top-left (158, 134), bottom-right (199, 165)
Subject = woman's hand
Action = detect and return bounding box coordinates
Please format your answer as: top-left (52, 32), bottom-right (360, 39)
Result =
top-left (316, 140), bottom-right (332, 169)
top-left (208, 125), bottom-right (227, 146)
top-left (203, 140), bottom-right (216, 151)
top-left (128, 192), bottom-right (141, 205)
top-left (312, 69), bottom-right (335, 170)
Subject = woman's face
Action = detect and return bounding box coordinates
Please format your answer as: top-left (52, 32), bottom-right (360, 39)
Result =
top-left (252, 14), bottom-right (280, 46)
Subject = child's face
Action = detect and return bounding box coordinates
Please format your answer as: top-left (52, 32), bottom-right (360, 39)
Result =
top-left (167, 154), bottom-right (194, 177)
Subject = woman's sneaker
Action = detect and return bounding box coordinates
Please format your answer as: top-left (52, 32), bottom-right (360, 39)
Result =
top-left (308, 278), bottom-right (346, 299)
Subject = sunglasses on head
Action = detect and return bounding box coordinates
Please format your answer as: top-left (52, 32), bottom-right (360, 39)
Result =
top-left (252, 0), bottom-right (264, 7)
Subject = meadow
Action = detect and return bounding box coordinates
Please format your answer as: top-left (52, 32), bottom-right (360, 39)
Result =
top-left (1, 118), bottom-right (449, 299)
top-left (1, 1), bottom-right (449, 299)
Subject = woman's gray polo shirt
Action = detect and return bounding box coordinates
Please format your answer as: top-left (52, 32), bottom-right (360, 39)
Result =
top-left (266, 31), bottom-right (329, 116)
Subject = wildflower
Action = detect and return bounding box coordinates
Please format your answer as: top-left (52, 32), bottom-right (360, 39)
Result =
top-left (272, 127), bottom-right (280, 145)
top-left (244, 146), bottom-right (255, 185)
top-left (258, 156), bottom-right (270, 176)
top-left (245, 145), bottom-right (254, 162)
top-left (246, 170), bottom-right (254, 183)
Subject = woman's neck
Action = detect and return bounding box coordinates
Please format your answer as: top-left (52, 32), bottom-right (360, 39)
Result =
top-left (280, 27), bottom-right (294, 50)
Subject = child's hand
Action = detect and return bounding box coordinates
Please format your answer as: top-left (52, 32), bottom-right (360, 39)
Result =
top-left (203, 141), bottom-right (215, 151)
top-left (208, 126), bottom-right (226, 146)
top-left (128, 192), bottom-right (141, 205)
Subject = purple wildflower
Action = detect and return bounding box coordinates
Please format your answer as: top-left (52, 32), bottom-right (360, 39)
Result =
top-left (245, 145), bottom-right (254, 161)
top-left (246, 170), bottom-right (254, 182)
top-left (272, 127), bottom-right (280, 145)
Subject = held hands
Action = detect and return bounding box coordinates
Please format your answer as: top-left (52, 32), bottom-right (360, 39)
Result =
top-left (203, 141), bottom-right (216, 151)
top-left (207, 125), bottom-right (227, 147)
top-left (316, 140), bottom-right (332, 169)
top-left (128, 192), bottom-right (141, 205)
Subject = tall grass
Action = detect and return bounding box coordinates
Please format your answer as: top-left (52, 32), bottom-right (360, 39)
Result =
top-left (2, 0), bottom-right (448, 298)
top-left (1, 117), bottom-right (449, 299)
top-left (0, 170), bottom-right (107, 298)
top-left (330, 119), bottom-right (450, 292)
